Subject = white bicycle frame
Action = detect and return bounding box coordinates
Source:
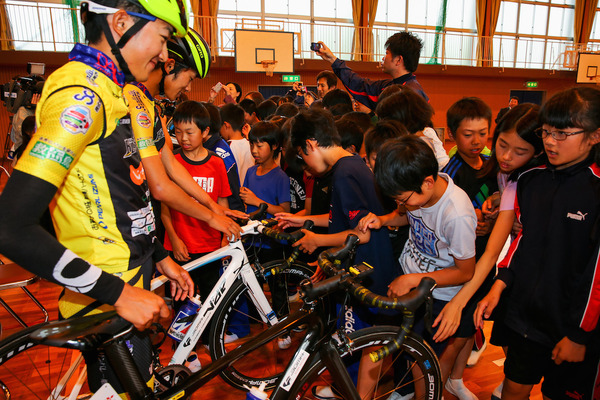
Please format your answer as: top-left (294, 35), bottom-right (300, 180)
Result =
top-left (54, 219), bottom-right (280, 400)
top-left (150, 219), bottom-right (280, 365)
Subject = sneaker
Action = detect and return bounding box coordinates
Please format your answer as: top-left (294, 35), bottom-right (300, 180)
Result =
top-left (277, 334), bottom-right (292, 350)
top-left (491, 381), bottom-right (503, 400)
top-left (387, 391), bottom-right (415, 400)
top-left (312, 385), bottom-right (342, 400)
top-left (467, 337), bottom-right (487, 367)
top-left (6, 151), bottom-right (14, 160)
top-left (224, 331), bottom-right (239, 344)
top-left (445, 378), bottom-right (478, 400)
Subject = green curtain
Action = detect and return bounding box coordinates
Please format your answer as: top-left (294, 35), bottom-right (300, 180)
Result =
top-left (1, 1), bottom-right (14, 50)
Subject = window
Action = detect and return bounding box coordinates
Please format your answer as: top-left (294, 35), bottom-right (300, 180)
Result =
top-left (6, 0), bottom-right (81, 51)
top-left (373, 0), bottom-right (477, 66)
top-left (218, 0), bottom-right (354, 59)
top-left (495, 0), bottom-right (575, 68)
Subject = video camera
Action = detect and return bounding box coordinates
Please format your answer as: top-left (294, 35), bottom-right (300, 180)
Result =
top-left (1, 63), bottom-right (46, 114)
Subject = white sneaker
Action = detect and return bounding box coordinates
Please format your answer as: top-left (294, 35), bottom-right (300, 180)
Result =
top-left (277, 334), bottom-right (292, 349)
top-left (491, 381), bottom-right (503, 400)
top-left (387, 391), bottom-right (414, 400)
top-left (445, 378), bottom-right (478, 400)
top-left (467, 338), bottom-right (487, 367)
top-left (224, 331), bottom-right (239, 344)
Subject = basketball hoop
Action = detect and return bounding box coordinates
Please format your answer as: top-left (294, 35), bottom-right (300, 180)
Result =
top-left (261, 60), bottom-right (278, 77)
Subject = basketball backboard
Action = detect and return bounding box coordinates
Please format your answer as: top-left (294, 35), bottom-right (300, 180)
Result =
top-left (235, 29), bottom-right (295, 74)
top-left (576, 52), bottom-right (600, 84)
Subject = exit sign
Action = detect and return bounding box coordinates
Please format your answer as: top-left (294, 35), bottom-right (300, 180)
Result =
top-left (525, 81), bottom-right (538, 88)
top-left (282, 75), bottom-right (301, 82)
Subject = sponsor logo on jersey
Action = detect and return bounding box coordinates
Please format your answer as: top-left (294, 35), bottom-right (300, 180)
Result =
top-left (136, 112), bottom-right (152, 129)
top-left (566, 211), bottom-right (588, 221)
top-left (128, 204), bottom-right (156, 237)
top-left (130, 164), bottom-right (146, 185)
top-left (123, 138), bottom-right (138, 158)
top-left (136, 138), bottom-right (153, 151)
top-left (60, 105), bottom-right (93, 135)
top-left (29, 140), bottom-right (74, 169)
top-left (85, 69), bottom-right (99, 87)
top-left (348, 210), bottom-right (360, 220)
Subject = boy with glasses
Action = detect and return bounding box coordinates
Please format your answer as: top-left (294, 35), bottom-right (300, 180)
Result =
top-left (359, 135), bottom-right (477, 399)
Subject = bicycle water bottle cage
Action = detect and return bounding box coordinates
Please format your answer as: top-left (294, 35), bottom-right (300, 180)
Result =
top-left (29, 311), bottom-right (132, 351)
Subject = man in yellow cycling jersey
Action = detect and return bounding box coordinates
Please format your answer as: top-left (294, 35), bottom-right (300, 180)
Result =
top-left (0, 0), bottom-right (197, 395)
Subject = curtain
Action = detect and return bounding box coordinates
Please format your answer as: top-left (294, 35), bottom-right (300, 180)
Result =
top-left (364, 0), bottom-right (378, 61)
top-left (0, 1), bottom-right (14, 51)
top-left (574, 0), bottom-right (598, 46)
top-left (191, 0), bottom-right (220, 56)
top-left (476, 0), bottom-right (501, 67)
top-left (351, 0), bottom-right (363, 60)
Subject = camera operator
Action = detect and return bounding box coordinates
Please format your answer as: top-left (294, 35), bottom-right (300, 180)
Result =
top-left (284, 81), bottom-right (307, 107)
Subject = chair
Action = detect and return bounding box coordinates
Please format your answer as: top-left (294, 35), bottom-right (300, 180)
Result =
top-left (0, 263), bottom-right (48, 327)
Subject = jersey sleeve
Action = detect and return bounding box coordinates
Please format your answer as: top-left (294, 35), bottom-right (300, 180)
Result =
top-left (334, 171), bottom-right (372, 230)
top-left (16, 86), bottom-right (106, 188)
top-left (123, 84), bottom-right (159, 159)
top-left (331, 59), bottom-right (391, 109)
top-left (215, 156), bottom-right (233, 198)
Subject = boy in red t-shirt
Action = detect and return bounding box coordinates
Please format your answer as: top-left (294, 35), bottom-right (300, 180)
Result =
top-left (163, 101), bottom-right (232, 306)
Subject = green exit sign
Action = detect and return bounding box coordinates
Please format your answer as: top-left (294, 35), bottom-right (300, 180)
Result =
top-left (526, 81), bottom-right (538, 88)
top-left (282, 75), bottom-right (301, 83)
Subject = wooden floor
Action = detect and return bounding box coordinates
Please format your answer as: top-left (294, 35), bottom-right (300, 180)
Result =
top-left (0, 275), bottom-right (543, 400)
top-left (0, 157), bottom-right (543, 399)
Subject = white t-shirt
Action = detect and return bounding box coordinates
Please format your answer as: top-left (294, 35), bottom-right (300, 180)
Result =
top-left (229, 138), bottom-right (254, 185)
top-left (422, 127), bottom-right (450, 170)
top-left (399, 173), bottom-right (477, 301)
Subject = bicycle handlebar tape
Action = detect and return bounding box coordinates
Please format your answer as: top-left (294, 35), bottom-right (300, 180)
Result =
top-left (267, 220), bottom-right (316, 275)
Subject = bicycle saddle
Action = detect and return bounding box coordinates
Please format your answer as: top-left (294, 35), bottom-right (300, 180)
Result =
top-left (29, 311), bottom-right (131, 351)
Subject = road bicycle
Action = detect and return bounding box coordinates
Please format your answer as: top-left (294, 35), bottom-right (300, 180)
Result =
top-left (0, 235), bottom-right (443, 400)
top-left (0, 206), bottom-right (316, 399)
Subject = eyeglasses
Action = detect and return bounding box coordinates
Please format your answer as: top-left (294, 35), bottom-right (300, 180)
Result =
top-left (395, 191), bottom-right (414, 207)
top-left (535, 128), bottom-right (585, 141)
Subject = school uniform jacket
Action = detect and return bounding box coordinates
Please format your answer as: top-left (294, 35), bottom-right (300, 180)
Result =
top-left (497, 156), bottom-right (600, 350)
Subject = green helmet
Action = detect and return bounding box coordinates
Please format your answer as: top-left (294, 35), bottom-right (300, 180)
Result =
top-left (132, 0), bottom-right (188, 38)
top-left (168, 28), bottom-right (211, 79)
top-left (84, 0), bottom-right (188, 37)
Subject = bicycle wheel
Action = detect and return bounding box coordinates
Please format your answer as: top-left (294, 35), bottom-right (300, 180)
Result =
top-left (208, 260), bottom-right (315, 390)
top-left (282, 326), bottom-right (442, 400)
top-left (0, 327), bottom-right (90, 400)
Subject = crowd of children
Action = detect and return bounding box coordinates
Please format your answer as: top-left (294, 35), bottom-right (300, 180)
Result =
top-left (7, 33), bottom-right (599, 398)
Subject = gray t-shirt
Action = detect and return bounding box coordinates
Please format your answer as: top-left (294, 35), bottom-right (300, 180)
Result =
top-left (399, 173), bottom-right (477, 301)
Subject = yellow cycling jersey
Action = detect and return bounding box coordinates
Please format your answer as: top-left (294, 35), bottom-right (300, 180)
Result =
top-left (124, 83), bottom-right (160, 160)
top-left (16, 44), bottom-right (156, 276)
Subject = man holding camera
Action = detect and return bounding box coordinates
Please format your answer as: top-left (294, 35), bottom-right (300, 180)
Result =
top-left (314, 32), bottom-right (428, 110)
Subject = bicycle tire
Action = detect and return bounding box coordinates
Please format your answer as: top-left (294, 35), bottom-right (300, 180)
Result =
top-left (208, 259), bottom-right (315, 390)
top-left (0, 326), bottom-right (90, 400)
top-left (278, 326), bottom-right (442, 400)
